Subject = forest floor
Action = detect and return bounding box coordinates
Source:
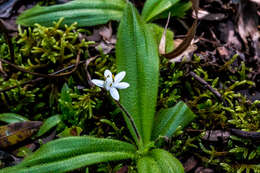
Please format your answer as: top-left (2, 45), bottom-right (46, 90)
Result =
top-left (0, 0), bottom-right (260, 172)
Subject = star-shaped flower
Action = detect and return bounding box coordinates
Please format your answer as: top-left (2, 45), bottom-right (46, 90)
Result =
top-left (91, 69), bottom-right (130, 101)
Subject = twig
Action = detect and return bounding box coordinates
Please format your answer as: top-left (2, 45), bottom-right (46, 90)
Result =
top-left (186, 128), bottom-right (204, 133)
top-left (199, 37), bottom-right (221, 47)
top-left (229, 128), bottom-right (260, 140)
top-left (0, 59), bottom-right (51, 77)
top-left (176, 18), bottom-right (189, 31)
top-left (0, 61), bottom-right (8, 78)
top-left (49, 50), bottom-right (81, 77)
top-left (0, 60), bottom-right (86, 93)
top-left (85, 56), bottom-right (98, 88)
top-left (0, 50), bottom-right (81, 78)
top-left (189, 71), bottom-right (223, 100)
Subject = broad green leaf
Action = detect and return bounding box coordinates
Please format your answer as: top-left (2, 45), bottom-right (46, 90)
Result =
top-left (36, 115), bottom-right (61, 137)
top-left (116, 3), bottom-right (159, 147)
top-left (0, 152), bottom-right (134, 173)
top-left (137, 156), bottom-right (161, 173)
top-left (150, 149), bottom-right (184, 173)
top-left (17, 0), bottom-right (126, 27)
top-left (142, 0), bottom-right (179, 22)
top-left (151, 101), bottom-right (196, 140)
top-left (155, 1), bottom-right (192, 19)
top-left (0, 113), bottom-right (28, 123)
top-left (16, 136), bottom-right (136, 167)
top-left (147, 23), bottom-right (174, 54)
top-left (137, 149), bottom-right (184, 173)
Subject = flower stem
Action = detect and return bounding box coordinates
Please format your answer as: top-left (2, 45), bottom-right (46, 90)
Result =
top-left (114, 100), bottom-right (141, 141)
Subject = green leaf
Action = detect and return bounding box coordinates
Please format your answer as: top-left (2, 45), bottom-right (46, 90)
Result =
top-left (18, 136), bottom-right (136, 167)
top-left (36, 115), bottom-right (61, 137)
top-left (155, 1), bottom-right (192, 19)
top-left (59, 83), bottom-right (77, 125)
top-left (1, 152), bottom-right (134, 173)
top-left (151, 101), bottom-right (196, 140)
top-left (60, 83), bottom-right (71, 103)
top-left (137, 149), bottom-right (184, 173)
top-left (137, 156), bottom-right (161, 173)
top-left (150, 149), bottom-right (184, 173)
top-left (257, 146), bottom-right (260, 153)
top-left (1, 136), bottom-right (136, 173)
top-left (142, 0), bottom-right (179, 22)
top-left (17, 0), bottom-right (126, 27)
top-left (147, 23), bottom-right (174, 54)
top-left (57, 126), bottom-right (83, 137)
top-left (116, 3), bottom-right (159, 147)
top-left (0, 113), bottom-right (28, 123)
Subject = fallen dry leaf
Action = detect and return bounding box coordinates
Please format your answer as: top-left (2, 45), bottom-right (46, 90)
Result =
top-left (87, 28), bottom-right (102, 42)
top-left (95, 41), bottom-right (115, 54)
top-left (216, 46), bottom-right (229, 59)
top-left (116, 165), bottom-right (128, 173)
top-left (183, 156), bottom-right (198, 172)
top-left (88, 23), bottom-right (116, 54)
top-left (159, 12), bottom-right (171, 55)
top-left (193, 9), bottom-right (226, 21)
top-left (99, 22), bottom-right (113, 42)
top-left (219, 20), bottom-right (242, 50)
top-left (0, 0), bottom-right (20, 18)
top-left (195, 167), bottom-right (214, 173)
top-left (249, 0), bottom-right (260, 5)
top-left (237, 0), bottom-right (260, 59)
top-left (169, 39), bottom-right (198, 63)
top-left (0, 121), bottom-right (42, 148)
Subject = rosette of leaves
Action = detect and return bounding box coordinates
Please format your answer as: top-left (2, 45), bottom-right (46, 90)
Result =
top-left (1, 3), bottom-right (196, 173)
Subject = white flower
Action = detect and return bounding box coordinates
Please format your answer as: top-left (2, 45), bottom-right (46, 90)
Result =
top-left (91, 69), bottom-right (130, 101)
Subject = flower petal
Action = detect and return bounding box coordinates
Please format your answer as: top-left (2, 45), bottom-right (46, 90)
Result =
top-left (113, 82), bottom-right (130, 89)
top-left (114, 71), bottom-right (126, 83)
top-left (110, 87), bottom-right (119, 101)
top-left (91, 79), bottom-right (104, 88)
top-left (105, 77), bottom-right (113, 91)
top-left (104, 69), bottom-right (112, 80)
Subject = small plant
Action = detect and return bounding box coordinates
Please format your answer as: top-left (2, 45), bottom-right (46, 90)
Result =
top-left (0, 2), bottom-right (196, 173)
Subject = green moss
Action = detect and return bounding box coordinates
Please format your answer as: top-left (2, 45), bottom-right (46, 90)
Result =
top-left (157, 55), bottom-right (260, 172)
top-left (0, 18), bottom-right (94, 117)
